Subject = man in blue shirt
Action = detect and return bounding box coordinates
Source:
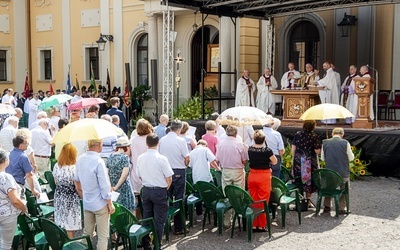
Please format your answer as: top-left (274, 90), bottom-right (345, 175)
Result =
top-left (106, 97), bottom-right (128, 134)
top-left (75, 139), bottom-right (115, 250)
top-left (6, 135), bottom-right (40, 199)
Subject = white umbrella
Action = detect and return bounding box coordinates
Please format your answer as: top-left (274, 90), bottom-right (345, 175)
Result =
top-left (0, 104), bottom-right (16, 115)
top-left (216, 106), bottom-right (273, 126)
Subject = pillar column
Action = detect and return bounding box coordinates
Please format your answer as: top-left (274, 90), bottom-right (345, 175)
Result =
top-left (147, 13), bottom-right (158, 88)
top-left (220, 17), bottom-right (232, 96)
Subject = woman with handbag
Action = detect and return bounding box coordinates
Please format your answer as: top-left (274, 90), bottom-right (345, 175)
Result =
top-left (291, 120), bottom-right (321, 208)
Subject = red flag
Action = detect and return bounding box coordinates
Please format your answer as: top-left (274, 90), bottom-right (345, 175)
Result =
top-left (123, 79), bottom-right (131, 108)
top-left (23, 72), bottom-right (30, 98)
top-left (49, 83), bottom-right (54, 95)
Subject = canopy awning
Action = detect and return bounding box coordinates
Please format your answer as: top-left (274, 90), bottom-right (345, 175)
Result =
top-left (163, 0), bottom-right (400, 19)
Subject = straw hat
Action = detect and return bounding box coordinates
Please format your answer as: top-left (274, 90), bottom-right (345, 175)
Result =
top-left (116, 137), bottom-right (131, 147)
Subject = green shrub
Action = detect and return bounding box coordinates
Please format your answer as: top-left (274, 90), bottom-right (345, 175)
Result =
top-left (174, 93), bottom-right (213, 120)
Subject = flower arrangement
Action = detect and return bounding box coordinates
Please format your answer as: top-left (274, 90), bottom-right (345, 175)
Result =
top-left (281, 140), bottom-right (370, 181)
top-left (282, 140), bottom-right (293, 170)
top-left (349, 146), bottom-right (371, 181)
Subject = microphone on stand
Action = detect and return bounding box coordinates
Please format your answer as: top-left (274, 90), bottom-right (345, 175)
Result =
top-left (366, 64), bottom-right (379, 128)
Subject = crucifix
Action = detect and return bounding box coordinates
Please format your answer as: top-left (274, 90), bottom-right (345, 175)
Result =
top-left (174, 50), bottom-right (185, 115)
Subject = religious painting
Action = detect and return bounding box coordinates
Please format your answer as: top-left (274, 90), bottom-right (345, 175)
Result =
top-left (207, 44), bottom-right (220, 72)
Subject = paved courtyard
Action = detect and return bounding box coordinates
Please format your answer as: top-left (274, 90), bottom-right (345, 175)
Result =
top-left (162, 176), bottom-right (400, 249)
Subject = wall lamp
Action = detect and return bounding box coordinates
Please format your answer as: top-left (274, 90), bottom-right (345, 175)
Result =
top-left (337, 13), bottom-right (357, 37)
top-left (96, 33), bottom-right (114, 51)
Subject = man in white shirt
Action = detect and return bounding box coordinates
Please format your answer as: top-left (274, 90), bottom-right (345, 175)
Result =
top-left (158, 120), bottom-right (190, 235)
top-left (0, 116), bottom-right (19, 152)
top-left (137, 133), bottom-right (174, 250)
top-left (30, 119), bottom-right (54, 176)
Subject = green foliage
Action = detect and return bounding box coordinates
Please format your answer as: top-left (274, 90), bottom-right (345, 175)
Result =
top-left (174, 93), bottom-right (213, 120)
top-left (204, 85), bottom-right (218, 98)
top-left (131, 85), bottom-right (152, 103)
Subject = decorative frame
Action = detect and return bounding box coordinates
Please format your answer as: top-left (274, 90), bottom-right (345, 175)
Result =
top-left (207, 44), bottom-right (219, 72)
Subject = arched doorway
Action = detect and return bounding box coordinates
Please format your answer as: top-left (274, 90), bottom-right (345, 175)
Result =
top-left (289, 21), bottom-right (320, 72)
top-left (191, 26), bottom-right (219, 96)
top-left (277, 13), bottom-right (326, 80)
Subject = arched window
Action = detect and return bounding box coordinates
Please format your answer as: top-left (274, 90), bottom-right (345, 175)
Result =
top-left (137, 34), bottom-right (148, 86)
top-left (289, 21), bottom-right (320, 72)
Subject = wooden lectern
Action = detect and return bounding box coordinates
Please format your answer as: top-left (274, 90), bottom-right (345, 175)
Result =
top-left (270, 90), bottom-right (320, 125)
top-left (352, 77), bottom-right (375, 128)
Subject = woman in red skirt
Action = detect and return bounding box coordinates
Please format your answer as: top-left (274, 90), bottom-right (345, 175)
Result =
top-left (247, 130), bottom-right (277, 232)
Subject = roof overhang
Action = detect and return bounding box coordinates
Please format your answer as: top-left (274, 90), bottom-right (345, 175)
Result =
top-left (162, 0), bottom-right (400, 19)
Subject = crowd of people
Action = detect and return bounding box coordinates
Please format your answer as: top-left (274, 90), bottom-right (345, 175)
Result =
top-left (235, 62), bottom-right (374, 124)
top-left (0, 80), bottom-right (355, 250)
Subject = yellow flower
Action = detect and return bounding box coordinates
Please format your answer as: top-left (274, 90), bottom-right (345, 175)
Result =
top-left (354, 159), bottom-right (360, 164)
top-left (360, 170), bottom-right (366, 175)
top-left (286, 163), bottom-right (290, 168)
top-left (351, 146), bottom-right (356, 151)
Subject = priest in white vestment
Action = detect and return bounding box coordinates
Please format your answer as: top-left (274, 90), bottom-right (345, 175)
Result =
top-left (281, 62), bottom-right (301, 89)
top-left (235, 69), bottom-right (255, 107)
top-left (256, 68), bottom-right (278, 115)
top-left (28, 93), bottom-right (41, 130)
top-left (340, 65), bottom-right (359, 124)
top-left (317, 62), bottom-right (340, 124)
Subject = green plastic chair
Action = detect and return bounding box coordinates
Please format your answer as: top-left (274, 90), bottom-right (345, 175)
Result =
top-left (164, 198), bottom-right (186, 242)
top-left (186, 167), bottom-right (194, 186)
top-left (195, 181), bottom-right (232, 236)
top-left (50, 158), bottom-right (57, 171)
top-left (312, 168), bottom-right (350, 217)
top-left (137, 189), bottom-right (184, 243)
top-left (280, 166), bottom-right (303, 193)
top-left (270, 176), bottom-right (302, 228)
top-left (40, 218), bottom-right (93, 250)
top-left (17, 214), bottom-right (48, 250)
top-left (185, 180), bottom-right (202, 228)
top-left (224, 185), bottom-right (271, 242)
top-left (25, 189), bottom-right (54, 218)
top-left (210, 169), bottom-right (222, 191)
top-left (44, 171), bottom-right (56, 199)
top-left (26, 190), bottom-right (54, 216)
top-left (110, 203), bottom-right (159, 250)
top-left (12, 226), bottom-right (24, 250)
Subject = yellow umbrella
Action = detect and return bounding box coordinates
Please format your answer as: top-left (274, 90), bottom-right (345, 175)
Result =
top-left (52, 118), bottom-right (124, 143)
top-left (299, 103), bottom-right (354, 120)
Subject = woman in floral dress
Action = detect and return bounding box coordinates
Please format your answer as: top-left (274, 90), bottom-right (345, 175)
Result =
top-left (106, 137), bottom-right (135, 212)
top-left (291, 120), bottom-right (321, 207)
top-left (53, 143), bottom-right (81, 238)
